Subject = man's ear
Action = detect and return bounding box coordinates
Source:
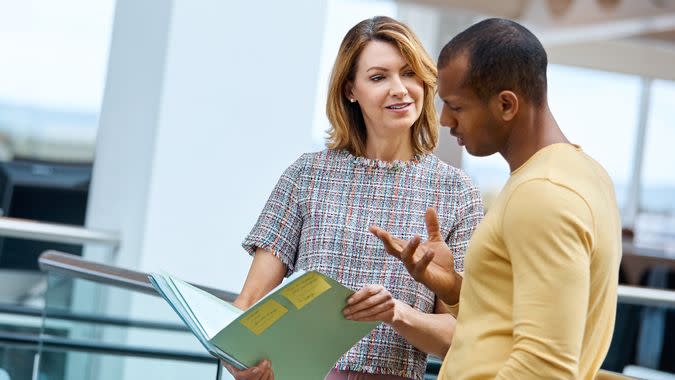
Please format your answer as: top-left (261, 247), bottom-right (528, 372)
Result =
top-left (492, 90), bottom-right (518, 122)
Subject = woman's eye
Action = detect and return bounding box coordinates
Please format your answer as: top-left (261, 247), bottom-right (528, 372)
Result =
top-left (403, 71), bottom-right (416, 77)
top-left (370, 75), bottom-right (384, 82)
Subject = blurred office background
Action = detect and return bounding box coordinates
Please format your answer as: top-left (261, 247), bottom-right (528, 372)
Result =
top-left (0, 0), bottom-right (673, 379)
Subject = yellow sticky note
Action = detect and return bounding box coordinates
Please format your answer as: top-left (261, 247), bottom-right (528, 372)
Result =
top-left (239, 299), bottom-right (288, 335)
top-left (280, 272), bottom-right (332, 309)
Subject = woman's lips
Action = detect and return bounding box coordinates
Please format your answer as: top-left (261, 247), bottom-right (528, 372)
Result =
top-left (385, 103), bottom-right (412, 113)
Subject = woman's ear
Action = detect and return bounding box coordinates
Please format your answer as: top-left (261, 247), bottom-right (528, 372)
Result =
top-left (344, 82), bottom-right (355, 103)
top-left (493, 90), bottom-right (518, 122)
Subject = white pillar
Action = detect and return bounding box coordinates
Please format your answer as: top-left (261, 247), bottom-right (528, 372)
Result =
top-left (85, 1), bottom-right (328, 379)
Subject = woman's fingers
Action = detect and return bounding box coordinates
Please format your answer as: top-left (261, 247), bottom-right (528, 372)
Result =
top-left (224, 360), bottom-right (271, 380)
top-left (343, 285), bottom-right (396, 322)
top-left (344, 286), bottom-right (391, 315)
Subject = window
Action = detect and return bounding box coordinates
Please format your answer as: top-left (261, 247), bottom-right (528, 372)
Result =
top-left (546, 65), bottom-right (641, 211)
top-left (636, 79), bottom-right (675, 251)
top-left (461, 64), bottom-right (675, 252)
top-left (462, 64), bottom-right (641, 213)
top-left (0, 0), bottom-right (115, 162)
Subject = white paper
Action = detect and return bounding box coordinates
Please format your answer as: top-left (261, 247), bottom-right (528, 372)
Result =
top-left (166, 274), bottom-right (242, 339)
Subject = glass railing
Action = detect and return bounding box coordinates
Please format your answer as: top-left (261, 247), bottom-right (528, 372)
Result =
top-left (37, 271), bottom-right (222, 380)
top-left (2, 217), bottom-right (675, 379)
top-left (0, 218), bottom-right (119, 380)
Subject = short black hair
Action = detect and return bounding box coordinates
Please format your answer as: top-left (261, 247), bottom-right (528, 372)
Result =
top-left (438, 18), bottom-right (548, 106)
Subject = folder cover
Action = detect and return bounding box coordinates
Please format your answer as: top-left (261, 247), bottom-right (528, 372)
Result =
top-left (149, 270), bottom-right (378, 380)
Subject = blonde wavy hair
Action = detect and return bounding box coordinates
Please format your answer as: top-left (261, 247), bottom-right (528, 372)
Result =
top-left (326, 16), bottom-right (438, 156)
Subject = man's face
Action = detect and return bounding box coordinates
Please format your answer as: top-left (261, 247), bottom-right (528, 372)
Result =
top-left (438, 55), bottom-right (506, 157)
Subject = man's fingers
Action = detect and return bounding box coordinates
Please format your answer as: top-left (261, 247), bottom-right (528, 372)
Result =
top-left (392, 236), bottom-right (408, 248)
top-left (425, 208), bottom-right (444, 241)
top-left (400, 235), bottom-right (421, 262)
top-left (369, 226), bottom-right (404, 258)
top-left (412, 250), bottom-right (434, 279)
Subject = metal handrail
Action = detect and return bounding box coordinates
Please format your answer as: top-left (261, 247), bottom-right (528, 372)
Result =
top-left (0, 217), bottom-right (119, 247)
top-left (38, 250), bottom-right (238, 302)
top-left (618, 285), bottom-right (675, 308)
top-left (37, 250), bottom-right (675, 309)
top-left (0, 303), bottom-right (188, 332)
top-left (0, 331), bottom-right (215, 363)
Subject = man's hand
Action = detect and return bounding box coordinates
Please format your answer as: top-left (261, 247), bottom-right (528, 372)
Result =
top-left (369, 208), bottom-right (462, 305)
top-left (224, 360), bottom-right (274, 380)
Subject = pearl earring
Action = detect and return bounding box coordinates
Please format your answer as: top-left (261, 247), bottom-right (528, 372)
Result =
top-left (350, 98), bottom-right (356, 103)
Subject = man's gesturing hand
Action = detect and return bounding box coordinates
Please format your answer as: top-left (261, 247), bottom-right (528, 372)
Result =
top-left (369, 208), bottom-right (462, 305)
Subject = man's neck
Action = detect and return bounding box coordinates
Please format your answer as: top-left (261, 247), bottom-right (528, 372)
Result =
top-left (501, 104), bottom-right (569, 173)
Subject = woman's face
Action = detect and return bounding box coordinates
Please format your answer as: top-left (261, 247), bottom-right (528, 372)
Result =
top-left (348, 40), bottom-right (424, 137)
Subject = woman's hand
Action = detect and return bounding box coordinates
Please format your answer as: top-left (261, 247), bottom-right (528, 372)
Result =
top-left (223, 360), bottom-right (274, 380)
top-left (342, 284), bottom-right (403, 324)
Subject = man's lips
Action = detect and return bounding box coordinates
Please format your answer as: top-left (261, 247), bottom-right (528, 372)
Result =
top-left (450, 129), bottom-right (464, 146)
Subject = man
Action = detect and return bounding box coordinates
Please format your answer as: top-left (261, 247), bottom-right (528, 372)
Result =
top-left (371, 18), bottom-right (622, 379)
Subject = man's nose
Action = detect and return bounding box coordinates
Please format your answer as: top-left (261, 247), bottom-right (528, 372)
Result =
top-left (440, 107), bottom-right (456, 128)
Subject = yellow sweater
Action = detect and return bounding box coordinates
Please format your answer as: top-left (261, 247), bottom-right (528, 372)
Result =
top-left (439, 144), bottom-right (622, 380)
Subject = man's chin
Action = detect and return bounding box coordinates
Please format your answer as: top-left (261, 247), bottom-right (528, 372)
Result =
top-left (465, 146), bottom-right (494, 157)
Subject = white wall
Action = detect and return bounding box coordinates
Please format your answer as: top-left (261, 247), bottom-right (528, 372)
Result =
top-left (137, 0), bottom-right (326, 292)
top-left (85, 0), bottom-right (328, 379)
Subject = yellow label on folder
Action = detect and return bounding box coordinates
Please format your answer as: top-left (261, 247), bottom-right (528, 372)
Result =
top-left (240, 299), bottom-right (288, 335)
top-left (280, 272), bottom-right (332, 309)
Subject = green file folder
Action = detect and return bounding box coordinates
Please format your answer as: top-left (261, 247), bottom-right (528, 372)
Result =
top-left (149, 270), bottom-right (379, 380)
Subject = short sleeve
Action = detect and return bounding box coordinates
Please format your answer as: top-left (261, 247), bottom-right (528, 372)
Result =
top-left (241, 156), bottom-right (305, 275)
top-left (446, 169), bottom-right (484, 272)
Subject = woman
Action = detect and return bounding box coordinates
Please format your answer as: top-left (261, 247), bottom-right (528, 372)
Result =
top-left (226, 16), bottom-right (483, 380)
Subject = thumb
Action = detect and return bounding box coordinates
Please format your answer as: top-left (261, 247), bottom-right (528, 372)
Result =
top-left (425, 208), bottom-right (443, 241)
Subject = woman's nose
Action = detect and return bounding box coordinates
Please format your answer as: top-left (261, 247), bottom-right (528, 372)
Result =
top-left (389, 78), bottom-right (408, 98)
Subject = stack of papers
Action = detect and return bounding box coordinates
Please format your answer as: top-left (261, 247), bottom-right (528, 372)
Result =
top-left (149, 270), bottom-right (379, 379)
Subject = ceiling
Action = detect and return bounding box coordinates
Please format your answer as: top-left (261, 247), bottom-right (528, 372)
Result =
top-left (398, 0), bottom-right (675, 80)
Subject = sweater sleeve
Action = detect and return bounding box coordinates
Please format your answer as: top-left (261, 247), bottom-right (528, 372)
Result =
top-left (496, 179), bottom-right (594, 379)
top-left (445, 169), bottom-right (484, 273)
top-left (241, 155), bottom-right (306, 275)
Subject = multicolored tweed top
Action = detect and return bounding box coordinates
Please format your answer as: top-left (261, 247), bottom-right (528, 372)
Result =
top-left (242, 149), bottom-right (483, 380)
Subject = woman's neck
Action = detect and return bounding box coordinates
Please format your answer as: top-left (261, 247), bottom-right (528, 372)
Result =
top-left (364, 133), bottom-right (414, 162)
